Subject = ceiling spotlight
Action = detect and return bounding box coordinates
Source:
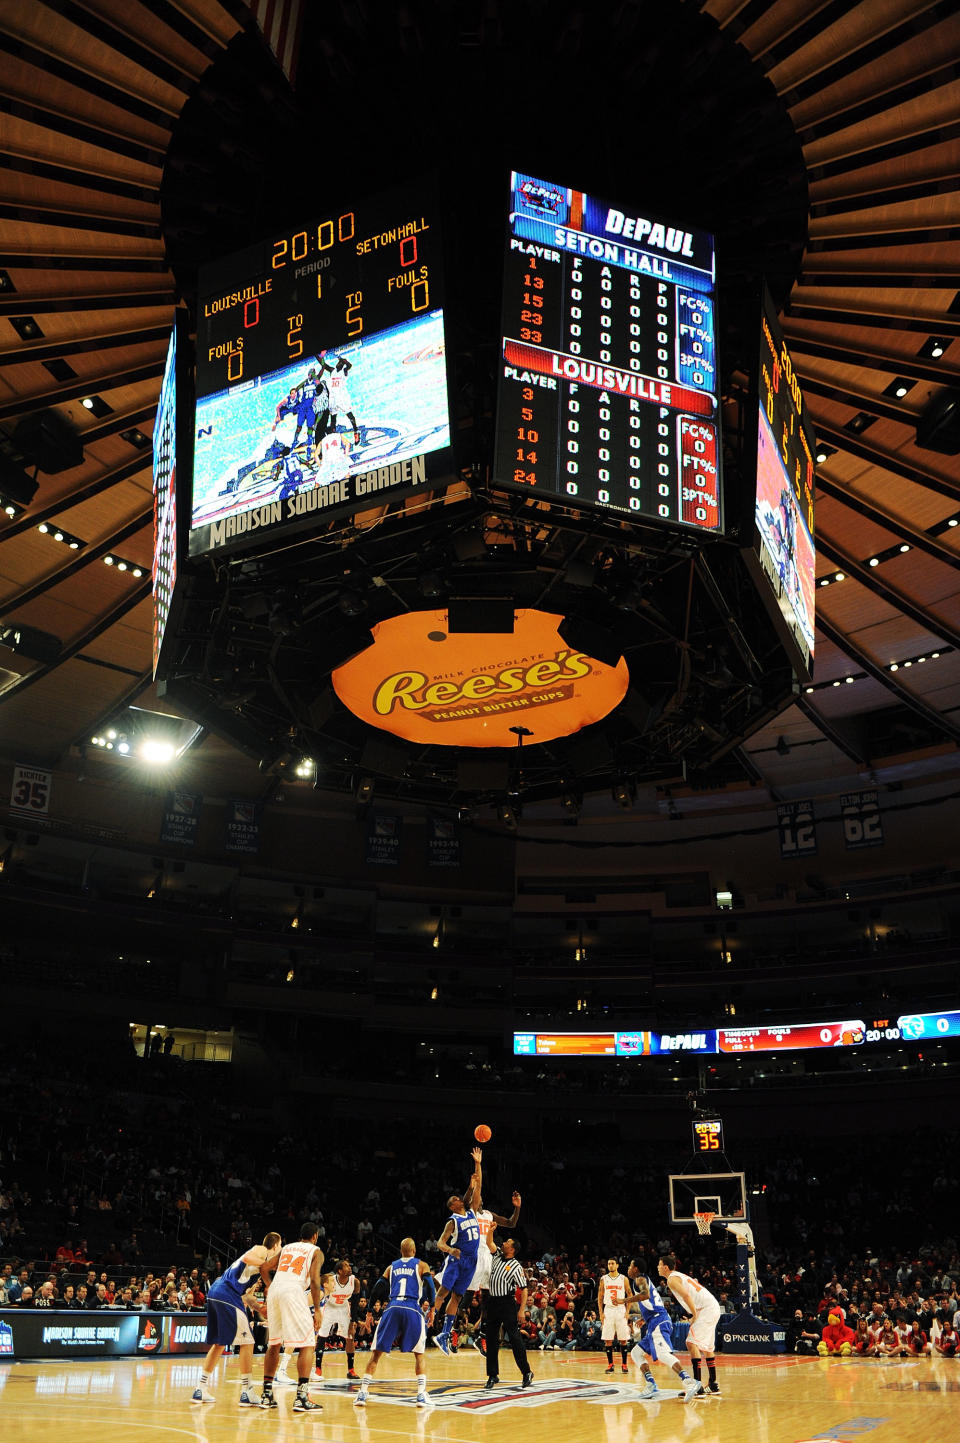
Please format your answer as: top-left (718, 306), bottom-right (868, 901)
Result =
top-left (890, 663), bottom-right (899, 672)
top-left (117, 561), bottom-right (127, 572)
top-left (805, 686), bottom-right (814, 693)
top-left (117, 740), bottom-right (130, 754)
top-left (835, 572), bottom-right (844, 581)
top-left (69, 540), bottom-right (79, 550)
top-left (132, 567), bottom-right (142, 577)
top-left (81, 397), bottom-right (95, 410)
top-left (868, 557), bottom-right (879, 567)
top-left (919, 337), bottom-right (948, 359)
top-left (819, 577), bottom-right (829, 587)
top-left (899, 544), bottom-right (910, 553)
top-left (104, 555), bottom-right (114, 565)
top-left (949, 518), bottom-right (958, 527)
top-left (38, 523), bottom-right (49, 534)
top-left (141, 739), bottom-right (175, 764)
top-left (52, 530), bottom-right (64, 541)
top-left (845, 676), bottom-right (854, 684)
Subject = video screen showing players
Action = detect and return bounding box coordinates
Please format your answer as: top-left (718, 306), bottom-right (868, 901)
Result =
top-left (755, 403), bottom-right (816, 662)
top-left (190, 310), bottom-right (450, 540)
top-left (493, 169), bottom-right (722, 532)
top-left (152, 319), bottom-right (179, 679)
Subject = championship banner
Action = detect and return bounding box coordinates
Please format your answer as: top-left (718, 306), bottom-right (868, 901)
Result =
top-left (840, 790), bottom-right (884, 850)
top-left (9, 763), bottom-right (52, 817)
top-left (365, 812), bottom-right (401, 866)
top-left (427, 816), bottom-right (460, 869)
top-left (225, 799), bottom-right (260, 854)
top-left (160, 791), bottom-right (202, 846)
top-left (776, 799), bottom-right (817, 859)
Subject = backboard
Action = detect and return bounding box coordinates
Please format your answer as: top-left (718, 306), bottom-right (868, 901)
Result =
top-left (668, 1171), bottom-right (747, 1225)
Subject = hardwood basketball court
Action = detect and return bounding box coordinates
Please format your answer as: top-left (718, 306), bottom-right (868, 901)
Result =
top-left (1, 1348), bottom-right (953, 1442)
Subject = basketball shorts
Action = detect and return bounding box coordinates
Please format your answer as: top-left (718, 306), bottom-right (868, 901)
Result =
top-left (372, 1304), bottom-right (426, 1355)
top-left (318, 1303), bottom-right (351, 1340)
top-left (638, 1320), bottom-right (678, 1366)
top-left (469, 1248), bottom-right (492, 1292)
top-left (267, 1285), bottom-right (316, 1349)
top-left (601, 1304), bottom-right (630, 1342)
top-left (329, 387), bottom-right (353, 416)
top-left (687, 1301), bottom-right (723, 1354)
top-left (440, 1253), bottom-right (478, 1297)
top-left (206, 1297), bottom-right (254, 1348)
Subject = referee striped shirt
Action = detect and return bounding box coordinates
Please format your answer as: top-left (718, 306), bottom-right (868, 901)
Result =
top-left (488, 1249), bottom-right (527, 1298)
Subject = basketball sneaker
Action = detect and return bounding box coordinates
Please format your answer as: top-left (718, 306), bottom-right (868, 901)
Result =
top-left (238, 1390), bottom-right (258, 1407)
top-left (293, 1395), bottom-right (322, 1413)
top-left (621, 1364), bottom-right (629, 1373)
top-left (191, 1387), bottom-right (215, 1404)
top-left (416, 1391), bottom-right (433, 1408)
top-left (347, 1368), bottom-right (359, 1379)
top-left (434, 1334), bottom-right (452, 1356)
top-left (683, 1378), bottom-right (704, 1403)
top-left (638, 1380), bottom-right (659, 1400)
top-left (354, 1388), bottom-right (369, 1408)
top-left (707, 1381), bottom-right (721, 1395)
top-left (604, 1364), bottom-right (615, 1373)
top-left (259, 1392), bottom-right (278, 1409)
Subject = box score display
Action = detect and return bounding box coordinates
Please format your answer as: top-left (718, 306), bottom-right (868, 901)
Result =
top-left (494, 172), bottom-right (721, 531)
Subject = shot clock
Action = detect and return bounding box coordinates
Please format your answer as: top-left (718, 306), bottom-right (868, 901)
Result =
top-left (189, 179), bottom-right (453, 557)
top-left (692, 1118), bottom-right (725, 1156)
top-left (493, 170), bottom-right (722, 532)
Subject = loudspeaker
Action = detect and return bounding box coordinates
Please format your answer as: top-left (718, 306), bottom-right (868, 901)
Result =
top-left (557, 615), bottom-right (623, 668)
top-left (13, 409), bottom-right (84, 473)
top-left (916, 388), bottom-right (960, 455)
top-left (447, 596), bottom-right (515, 633)
top-left (360, 734), bottom-right (410, 778)
top-left (457, 755), bottom-right (511, 792)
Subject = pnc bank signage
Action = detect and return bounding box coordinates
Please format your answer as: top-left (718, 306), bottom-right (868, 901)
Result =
top-left (332, 609), bottom-right (629, 747)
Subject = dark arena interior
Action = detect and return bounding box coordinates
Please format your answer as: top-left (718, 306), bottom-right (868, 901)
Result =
top-left (0, 2), bottom-right (959, 1441)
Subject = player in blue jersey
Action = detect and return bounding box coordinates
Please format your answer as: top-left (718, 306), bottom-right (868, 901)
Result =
top-left (431, 1146), bottom-right (482, 1354)
top-left (354, 1238), bottom-right (436, 1408)
top-left (190, 1231), bottom-right (281, 1407)
top-left (626, 1262), bottom-right (700, 1403)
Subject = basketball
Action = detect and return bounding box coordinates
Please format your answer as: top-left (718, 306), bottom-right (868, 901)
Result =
top-left (474, 1123), bottom-right (492, 1143)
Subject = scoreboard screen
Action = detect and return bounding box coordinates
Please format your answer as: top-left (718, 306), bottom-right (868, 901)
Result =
top-left (513, 1007), bottom-right (960, 1058)
top-left (493, 170), bottom-right (721, 531)
top-left (744, 288), bottom-right (816, 675)
top-left (189, 180), bottom-right (453, 557)
top-left (152, 312), bottom-right (189, 681)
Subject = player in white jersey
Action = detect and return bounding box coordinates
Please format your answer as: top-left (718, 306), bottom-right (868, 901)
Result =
top-left (259, 1223), bottom-right (325, 1414)
top-left (658, 1252), bottom-right (722, 1396)
top-left (320, 351), bottom-right (360, 447)
top-left (469, 1190), bottom-right (522, 1292)
top-left (599, 1258), bottom-right (632, 1373)
top-left (316, 1258), bottom-right (360, 1382)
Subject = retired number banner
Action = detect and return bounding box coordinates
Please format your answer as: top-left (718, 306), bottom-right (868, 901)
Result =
top-left (776, 799), bottom-right (817, 859)
top-left (841, 790), bottom-right (884, 849)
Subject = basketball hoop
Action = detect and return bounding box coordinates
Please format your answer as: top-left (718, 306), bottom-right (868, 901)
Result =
top-left (693, 1211), bottom-right (715, 1236)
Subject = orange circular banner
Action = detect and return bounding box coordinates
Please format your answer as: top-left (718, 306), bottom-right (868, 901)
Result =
top-left (332, 609), bottom-right (629, 747)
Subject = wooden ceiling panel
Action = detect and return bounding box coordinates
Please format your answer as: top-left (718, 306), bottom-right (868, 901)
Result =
top-left (816, 581), bottom-right (901, 633)
top-left (0, 656), bottom-right (147, 760)
top-left (0, 54), bottom-right (174, 149)
top-left (842, 612), bottom-right (947, 663)
top-left (880, 552), bottom-right (960, 612)
top-left (806, 675), bottom-right (891, 716)
top-left (787, 12), bottom-right (960, 130)
top-left (0, 217), bottom-right (165, 260)
top-left (808, 192), bottom-right (960, 244)
top-left (0, 306), bottom-right (173, 351)
top-left (0, 171), bottom-right (160, 227)
top-left (4, 2), bottom-right (190, 115)
top-left (812, 491), bottom-right (898, 555)
top-left (809, 137), bottom-right (960, 206)
top-left (767, 0), bottom-right (942, 92)
top-left (0, 114), bottom-right (162, 186)
top-left (80, 0), bottom-right (222, 82)
top-left (802, 78), bottom-right (960, 167)
top-left (789, 283), bottom-right (960, 326)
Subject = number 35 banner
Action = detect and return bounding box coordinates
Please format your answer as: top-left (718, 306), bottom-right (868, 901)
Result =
top-left (777, 799), bottom-right (817, 859)
top-left (9, 763), bottom-right (52, 817)
top-left (841, 790), bottom-right (884, 849)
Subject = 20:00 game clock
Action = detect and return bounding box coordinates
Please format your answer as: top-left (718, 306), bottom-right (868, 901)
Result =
top-left (493, 170), bottom-right (722, 533)
top-left (189, 179), bottom-right (453, 557)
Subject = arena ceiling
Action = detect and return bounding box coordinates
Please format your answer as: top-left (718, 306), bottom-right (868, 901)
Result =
top-left (1, 0), bottom-right (959, 827)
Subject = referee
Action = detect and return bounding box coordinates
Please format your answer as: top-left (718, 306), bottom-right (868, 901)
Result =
top-left (483, 1236), bottom-right (533, 1389)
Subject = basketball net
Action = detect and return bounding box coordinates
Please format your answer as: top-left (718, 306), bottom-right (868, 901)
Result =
top-left (693, 1211), bottom-right (715, 1236)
